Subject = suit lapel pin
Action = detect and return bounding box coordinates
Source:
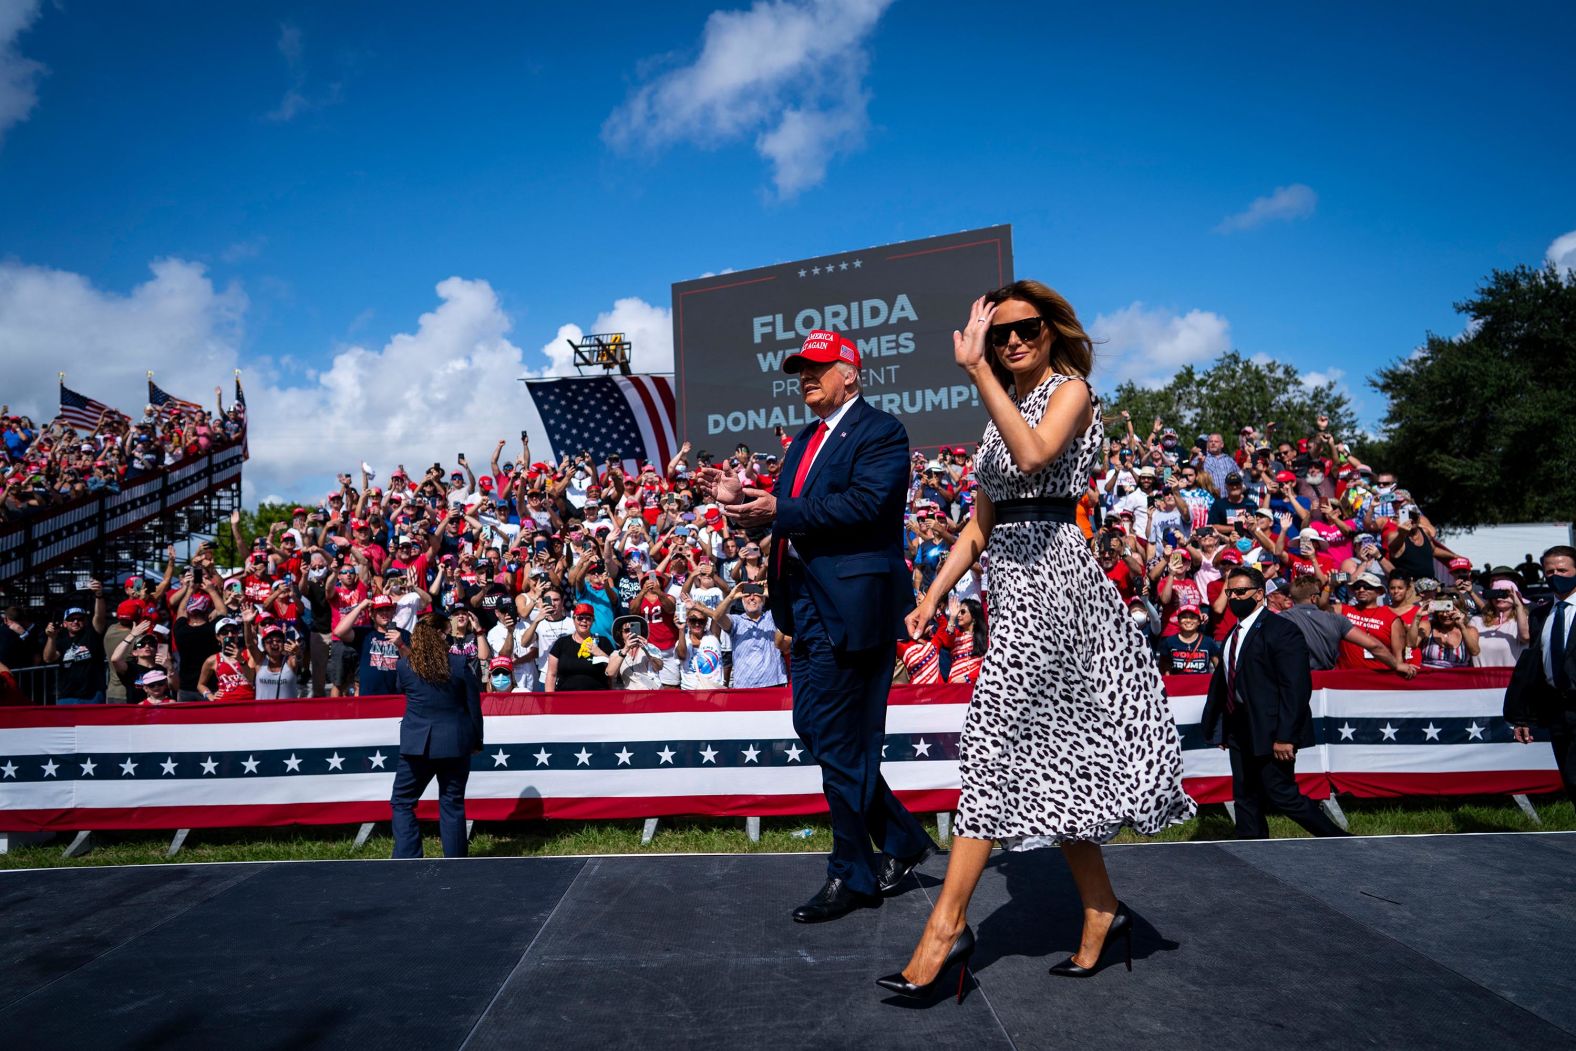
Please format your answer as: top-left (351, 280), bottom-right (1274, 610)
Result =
top-left (839, 431), bottom-right (847, 438)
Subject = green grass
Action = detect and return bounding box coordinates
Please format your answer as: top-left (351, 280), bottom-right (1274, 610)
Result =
top-left (2, 795), bottom-right (1570, 870)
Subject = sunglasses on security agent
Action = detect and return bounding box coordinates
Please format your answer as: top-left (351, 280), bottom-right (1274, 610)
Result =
top-left (987, 316), bottom-right (1047, 348)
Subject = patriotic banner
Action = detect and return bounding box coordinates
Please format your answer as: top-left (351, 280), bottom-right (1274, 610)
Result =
top-left (521, 375), bottom-right (676, 476)
top-left (0, 672), bottom-right (1557, 833)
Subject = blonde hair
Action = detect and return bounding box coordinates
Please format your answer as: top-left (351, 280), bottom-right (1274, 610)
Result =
top-left (983, 280), bottom-right (1095, 392)
top-left (409, 615), bottom-right (450, 685)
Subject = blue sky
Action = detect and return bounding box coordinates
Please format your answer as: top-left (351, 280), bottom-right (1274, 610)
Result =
top-left (1, 1), bottom-right (1572, 501)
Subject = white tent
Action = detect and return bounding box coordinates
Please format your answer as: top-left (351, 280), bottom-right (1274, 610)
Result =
top-left (1438, 522), bottom-right (1574, 571)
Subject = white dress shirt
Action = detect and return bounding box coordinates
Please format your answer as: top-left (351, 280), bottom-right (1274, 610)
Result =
top-left (1542, 593), bottom-right (1576, 686)
top-left (1226, 602), bottom-right (1267, 679)
top-left (785, 395), bottom-right (860, 561)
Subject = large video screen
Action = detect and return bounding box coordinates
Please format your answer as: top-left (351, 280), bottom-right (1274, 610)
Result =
top-left (672, 225), bottom-right (1013, 455)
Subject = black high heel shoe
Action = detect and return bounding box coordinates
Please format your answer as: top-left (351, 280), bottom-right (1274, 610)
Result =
top-left (876, 925), bottom-right (976, 1004)
top-left (1048, 903), bottom-right (1132, 978)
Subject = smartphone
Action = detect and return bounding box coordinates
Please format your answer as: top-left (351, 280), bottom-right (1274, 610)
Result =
top-left (1428, 599), bottom-right (1455, 613)
top-left (521, 430), bottom-right (529, 441)
top-left (1333, 572), bottom-right (1349, 584)
top-left (1488, 589), bottom-right (1510, 600)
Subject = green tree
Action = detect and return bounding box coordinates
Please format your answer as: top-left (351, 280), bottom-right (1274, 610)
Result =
top-left (1368, 263), bottom-right (1576, 529)
top-left (1104, 351), bottom-right (1358, 449)
top-left (213, 502), bottom-right (299, 568)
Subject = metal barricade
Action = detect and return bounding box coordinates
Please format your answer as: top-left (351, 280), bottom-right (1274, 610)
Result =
top-left (7, 663), bottom-right (60, 706)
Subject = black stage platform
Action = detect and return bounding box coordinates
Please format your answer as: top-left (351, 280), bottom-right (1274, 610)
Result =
top-left (3, 833), bottom-right (1574, 1049)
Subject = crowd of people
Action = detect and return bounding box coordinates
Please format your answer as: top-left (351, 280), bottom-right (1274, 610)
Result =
top-left (0, 407), bottom-right (1549, 705)
top-left (0, 388), bottom-right (247, 521)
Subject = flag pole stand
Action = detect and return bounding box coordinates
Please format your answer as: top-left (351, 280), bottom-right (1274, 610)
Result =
top-left (1512, 794), bottom-right (1542, 826)
top-left (640, 818), bottom-right (660, 845)
top-left (61, 831), bottom-right (94, 858)
top-left (167, 829), bottom-right (191, 858)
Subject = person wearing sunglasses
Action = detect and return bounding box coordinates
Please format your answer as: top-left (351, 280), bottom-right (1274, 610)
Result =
top-left (675, 608), bottom-right (724, 690)
top-left (883, 281), bottom-right (1194, 1002)
top-left (1201, 566), bottom-right (1349, 840)
top-left (544, 603), bottom-right (612, 692)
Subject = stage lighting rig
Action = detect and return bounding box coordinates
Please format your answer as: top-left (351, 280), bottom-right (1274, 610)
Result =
top-left (568, 332), bottom-right (633, 376)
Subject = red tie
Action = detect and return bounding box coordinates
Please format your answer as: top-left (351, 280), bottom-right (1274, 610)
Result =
top-left (1226, 625), bottom-right (1241, 714)
top-left (789, 420), bottom-right (827, 498)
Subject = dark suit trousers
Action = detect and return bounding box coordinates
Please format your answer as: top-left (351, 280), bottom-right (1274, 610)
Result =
top-left (391, 753), bottom-right (472, 859)
top-left (1227, 718), bottom-right (1346, 839)
top-left (788, 569), bottom-right (932, 895)
top-left (1549, 709), bottom-right (1576, 803)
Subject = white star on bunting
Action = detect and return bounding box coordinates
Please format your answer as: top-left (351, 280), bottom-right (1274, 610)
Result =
top-left (533, 748), bottom-right (552, 766)
top-left (615, 747), bottom-right (634, 766)
top-left (741, 745), bottom-right (761, 764)
top-left (1465, 722), bottom-right (1485, 741)
top-left (1422, 723), bottom-right (1442, 741)
top-left (785, 743), bottom-right (803, 763)
top-left (200, 757), bottom-right (219, 775)
top-left (241, 756), bottom-right (260, 774)
top-left (369, 751), bottom-right (387, 769)
top-left (283, 754), bottom-right (302, 772)
top-left (656, 746), bottom-right (675, 765)
top-left (41, 759), bottom-right (58, 777)
top-left (160, 757), bottom-right (177, 776)
top-left (326, 752), bottom-right (345, 770)
top-left (492, 749), bottom-right (511, 768)
top-left (913, 739), bottom-right (932, 757)
top-left (699, 745), bottom-right (718, 764)
top-left (1379, 723), bottom-right (1398, 741)
top-left (0, 760), bottom-right (16, 779)
top-left (78, 757), bottom-right (97, 776)
top-left (1338, 724), bottom-right (1355, 741)
top-left (119, 757), bottom-right (138, 776)
top-left (574, 748), bottom-right (593, 766)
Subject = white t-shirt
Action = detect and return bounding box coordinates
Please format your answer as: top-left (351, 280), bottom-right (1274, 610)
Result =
top-left (487, 621), bottom-right (542, 692)
top-left (392, 590), bottom-right (425, 633)
top-left (679, 632), bottom-right (725, 689)
top-left (532, 615), bottom-right (575, 691)
top-left (614, 643), bottom-right (665, 690)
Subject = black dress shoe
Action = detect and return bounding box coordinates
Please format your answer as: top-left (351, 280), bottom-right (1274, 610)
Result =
top-left (1049, 903), bottom-right (1132, 977)
top-left (792, 877), bottom-right (881, 923)
top-left (876, 846), bottom-right (937, 896)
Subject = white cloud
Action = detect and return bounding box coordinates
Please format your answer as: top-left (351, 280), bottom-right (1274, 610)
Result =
top-left (265, 22), bottom-right (342, 123)
top-left (1548, 228), bottom-right (1576, 277)
top-left (1298, 366), bottom-right (1344, 390)
top-left (0, 0), bottom-right (44, 150)
top-left (602, 0), bottom-right (892, 197)
top-left (532, 296), bottom-right (674, 378)
top-left (0, 257), bottom-right (247, 424)
top-left (1089, 302), bottom-right (1231, 388)
top-left (1215, 183), bottom-right (1318, 233)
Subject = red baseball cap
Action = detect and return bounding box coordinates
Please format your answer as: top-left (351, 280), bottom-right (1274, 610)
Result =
top-left (1177, 603), bottom-right (1202, 615)
top-left (370, 595), bottom-right (395, 610)
top-left (572, 602), bottom-right (595, 617)
top-left (784, 329), bottom-right (860, 373)
top-left (1274, 470), bottom-right (1297, 483)
top-left (1217, 549), bottom-right (1243, 565)
top-left (1448, 557), bottom-right (1473, 571)
top-left (116, 599), bottom-right (142, 620)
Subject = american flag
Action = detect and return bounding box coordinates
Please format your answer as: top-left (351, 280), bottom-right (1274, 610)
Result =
top-left (234, 375), bottom-right (246, 409)
top-left (57, 383), bottom-right (122, 431)
top-left (234, 376), bottom-right (249, 460)
top-left (524, 375), bottom-right (675, 473)
top-left (148, 379), bottom-right (203, 417)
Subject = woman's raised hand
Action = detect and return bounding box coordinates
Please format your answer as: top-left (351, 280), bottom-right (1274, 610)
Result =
top-left (953, 295), bottom-right (996, 372)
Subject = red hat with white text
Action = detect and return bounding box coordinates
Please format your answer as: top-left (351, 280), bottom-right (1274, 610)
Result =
top-left (783, 330), bottom-right (860, 373)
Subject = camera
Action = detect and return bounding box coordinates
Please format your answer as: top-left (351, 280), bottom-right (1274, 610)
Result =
top-left (1428, 599), bottom-right (1455, 614)
top-left (1333, 572), bottom-right (1349, 584)
top-left (1488, 588), bottom-right (1511, 600)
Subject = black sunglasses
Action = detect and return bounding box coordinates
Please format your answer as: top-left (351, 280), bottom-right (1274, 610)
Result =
top-left (1224, 586), bottom-right (1259, 598)
top-left (987, 316), bottom-right (1046, 348)
top-left (687, 618), bottom-right (708, 626)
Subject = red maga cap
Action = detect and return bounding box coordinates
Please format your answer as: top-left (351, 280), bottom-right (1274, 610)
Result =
top-left (784, 330), bottom-right (860, 373)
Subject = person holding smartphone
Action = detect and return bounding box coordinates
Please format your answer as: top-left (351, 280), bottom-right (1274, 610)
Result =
top-left (607, 614), bottom-right (664, 689)
top-left (1411, 595), bottom-right (1480, 669)
top-left (1471, 576), bottom-right (1531, 666)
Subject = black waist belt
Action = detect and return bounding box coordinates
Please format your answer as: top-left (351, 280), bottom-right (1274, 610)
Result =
top-left (992, 497), bottom-right (1079, 525)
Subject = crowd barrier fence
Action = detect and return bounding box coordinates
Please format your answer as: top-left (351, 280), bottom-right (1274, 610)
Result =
top-left (0, 669), bottom-right (1557, 847)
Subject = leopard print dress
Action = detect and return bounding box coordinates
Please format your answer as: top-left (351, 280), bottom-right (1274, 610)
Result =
top-left (953, 373), bottom-right (1195, 847)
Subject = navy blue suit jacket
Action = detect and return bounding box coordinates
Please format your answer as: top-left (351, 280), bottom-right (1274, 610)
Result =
top-left (1200, 610), bottom-right (1317, 755)
top-left (769, 397), bottom-right (915, 651)
top-left (395, 653), bottom-right (484, 758)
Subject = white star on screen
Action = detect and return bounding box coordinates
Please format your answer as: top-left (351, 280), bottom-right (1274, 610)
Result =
top-left (369, 751), bottom-right (387, 769)
top-left (784, 744), bottom-right (803, 763)
top-left (1338, 724), bottom-right (1355, 741)
top-left (119, 757), bottom-right (138, 776)
top-left (1465, 722), bottom-right (1485, 741)
top-left (614, 747), bottom-right (634, 766)
top-left (79, 758), bottom-right (97, 776)
top-left (797, 268), bottom-right (807, 278)
top-left (492, 749), bottom-right (511, 767)
top-left (160, 757), bottom-right (177, 776)
top-left (574, 748), bottom-right (592, 766)
top-left (699, 744), bottom-right (718, 764)
top-left (1422, 723), bottom-right (1442, 741)
top-left (656, 746), bottom-right (675, 764)
top-left (1, 760), bottom-right (16, 778)
top-left (241, 756), bottom-right (260, 774)
top-left (1379, 724), bottom-right (1398, 741)
top-left (811, 265), bottom-right (821, 275)
top-left (913, 739), bottom-right (932, 757)
top-left (852, 259), bottom-right (862, 268)
top-left (326, 752), bottom-right (345, 770)
top-left (41, 759), bottom-right (58, 777)
top-left (533, 748), bottom-right (552, 766)
top-left (741, 744), bottom-right (761, 763)
top-left (200, 756), bottom-right (219, 775)
top-left (839, 261), bottom-right (848, 270)
top-left (283, 753), bottom-right (302, 772)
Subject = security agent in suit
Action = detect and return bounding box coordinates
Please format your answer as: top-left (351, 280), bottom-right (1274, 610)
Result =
top-left (1505, 545), bottom-right (1576, 802)
top-left (699, 329), bottom-right (936, 923)
top-left (390, 615), bottom-right (484, 859)
top-left (1201, 565), bottom-right (1348, 839)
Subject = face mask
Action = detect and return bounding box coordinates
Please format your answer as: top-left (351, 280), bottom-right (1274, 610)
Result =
top-left (490, 673), bottom-right (513, 690)
top-left (1377, 483), bottom-right (1395, 493)
top-left (1307, 472), bottom-right (1325, 485)
top-left (1129, 608), bottom-right (1149, 626)
top-left (1235, 539), bottom-right (1253, 553)
top-left (1549, 574), bottom-right (1576, 597)
top-left (1227, 596), bottom-right (1259, 619)
top-left (308, 567), bottom-right (328, 581)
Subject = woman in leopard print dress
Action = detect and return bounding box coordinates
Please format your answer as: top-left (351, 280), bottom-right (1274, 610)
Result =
top-left (883, 281), bottom-right (1193, 997)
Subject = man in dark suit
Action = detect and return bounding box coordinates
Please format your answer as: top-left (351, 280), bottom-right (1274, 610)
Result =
top-left (1201, 565), bottom-right (1348, 839)
top-left (390, 616), bottom-right (485, 859)
top-left (1505, 545), bottom-right (1576, 802)
top-left (701, 329), bottom-right (936, 922)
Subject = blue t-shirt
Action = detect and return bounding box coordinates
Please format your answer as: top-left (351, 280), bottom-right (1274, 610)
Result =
top-left (575, 581), bottom-right (618, 641)
top-left (1155, 633), bottom-right (1221, 675)
top-left (358, 627), bottom-right (411, 696)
